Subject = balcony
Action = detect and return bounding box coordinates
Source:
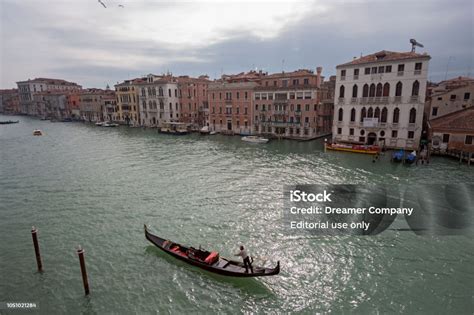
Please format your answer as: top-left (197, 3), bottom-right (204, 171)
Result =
top-left (414, 70), bottom-right (421, 75)
top-left (294, 110), bottom-right (302, 116)
top-left (397, 71), bottom-right (404, 76)
top-left (354, 74), bottom-right (359, 80)
top-left (225, 99), bottom-right (232, 104)
top-left (274, 110), bottom-right (288, 115)
top-left (273, 99), bottom-right (288, 106)
top-left (338, 97), bottom-right (345, 105)
top-left (350, 97), bottom-right (358, 104)
top-left (410, 96), bottom-right (420, 103)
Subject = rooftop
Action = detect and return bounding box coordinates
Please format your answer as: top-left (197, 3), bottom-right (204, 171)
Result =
top-left (337, 50), bottom-right (431, 68)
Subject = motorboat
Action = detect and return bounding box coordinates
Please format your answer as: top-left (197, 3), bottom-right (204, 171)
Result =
top-left (159, 122), bottom-right (189, 135)
top-left (95, 121), bottom-right (105, 126)
top-left (325, 143), bottom-right (380, 155)
top-left (0, 120), bottom-right (19, 124)
top-left (200, 126), bottom-right (210, 135)
top-left (242, 136), bottom-right (269, 144)
top-left (209, 131), bottom-right (217, 135)
top-left (33, 129), bottom-right (43, 136)
top-left (103, 122), bottom-right (119, 127)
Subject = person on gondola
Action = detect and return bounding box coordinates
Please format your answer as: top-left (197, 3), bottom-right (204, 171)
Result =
top-left (235, 245), bottom-right (253, 273)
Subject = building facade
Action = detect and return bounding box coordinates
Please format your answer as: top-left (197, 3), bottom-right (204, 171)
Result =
top-left (333, 50), bottom-right (431, 149)
top-left (427, 77), bottom-right (473, 120)
top-left (0, 89), bottom-right (20, 114)
top-left (177, 75), bottom-right (210, 129)
top-left (253, 68), bottom-right (332, 139)
top-left (79, 88), bottom-right (115, 122)
top-left (136, 74), bottom-right (180, 127)
top-left (16, 78), bottom-right (81, 116)
top-left (208, 81), bottom-right (257, 134)
top-left (115, 79), bottom-right (145, 125)
top-left (429, 107), bottom-right (474, 154)
top-left (33, 91), bottom-right (68, 119)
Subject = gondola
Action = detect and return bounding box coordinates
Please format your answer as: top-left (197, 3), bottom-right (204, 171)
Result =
top-left (144, 225), bottom-right (280, 277)
top-left (0, 120), bottom-right (19, 124)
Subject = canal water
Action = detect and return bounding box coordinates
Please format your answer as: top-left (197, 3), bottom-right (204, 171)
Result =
top-left (1, 115), bottom-right (473, 314)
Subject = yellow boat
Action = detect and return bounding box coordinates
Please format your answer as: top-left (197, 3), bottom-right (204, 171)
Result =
top-left (325, 143), bottom-right (380, 155)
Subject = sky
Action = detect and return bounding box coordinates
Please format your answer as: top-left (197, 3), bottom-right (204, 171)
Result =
top-left (0, 0), bottom-right (472, 89)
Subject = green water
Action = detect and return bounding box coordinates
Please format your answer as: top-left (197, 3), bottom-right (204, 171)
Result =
top-left (0, 115), bottom-right (473, 314)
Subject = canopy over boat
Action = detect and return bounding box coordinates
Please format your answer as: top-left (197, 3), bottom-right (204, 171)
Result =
top-left (144, 225), bottom-right (280, 277)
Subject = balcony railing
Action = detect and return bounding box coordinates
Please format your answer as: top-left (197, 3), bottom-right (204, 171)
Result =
top-left (273, 99), bottom-right (288, 105)
top-left (338, 97), bottom-right (345, 104)
top-left (294, 110), bottom-right (302, 116)
top-left (414, 70), bottom-right (421, 75)
top-left (397, 71), bottom-right (404, 76)
top-left (225, 99), bottom-right (232, 104)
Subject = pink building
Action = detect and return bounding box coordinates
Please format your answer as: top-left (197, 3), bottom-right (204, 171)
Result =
top-left (177, 75), bottom-right (210, 129)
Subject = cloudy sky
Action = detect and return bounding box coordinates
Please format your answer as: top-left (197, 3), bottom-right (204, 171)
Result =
top-left (0, 0), bottom-right (472, 88)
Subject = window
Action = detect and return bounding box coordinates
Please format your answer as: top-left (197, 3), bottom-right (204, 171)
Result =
top-left (415, 63), bottom-right (422, 70)
top-left (360, 130), bottom-right (365, 136)
top-left (374, 107), bottom-right (380, 119)
top-left (255, 93), bottom-right (260, 100)
top-left (273, 81), bottom-right (277, 86)
top-left (293, 79), bottom-right (299, 85)
top-left (352, 85), bottom-right (358, 98)
top-left (408, 131), bottom-right (414, 139)
top-left (360, 107), bottom-right (366, 122)
top-left (236, 92), bottom-right (240, 99)
top-left (409, 108), bottom-right (416, 123)
top-left (393, 108), bottom-right (400, 123)
top-left (371, 67), bottom-right (377, 74)
top-left (168, 89), bottom-right (171, 97)
top-left (465, 135), bottom-right (473, 145)
top-left (385, 65), bottom-right (392, 73)
top-left (363, 84), bottom-right (369, 97)
top-left (443, 134), bottom-right (450, 143)
top-left (354, 69), bottom-right (359, 76)
top-left (341, 70), bottom-right (346, 78)
top-left (380, 130), bottom-right (385, 137)
top-left (305, 104), bottom-right (310, 111)
top-left (282, 80), bottom-right (288, 87)
top-left (398, 64), bottom-right (405, 72)
top-left (338, 108), bottom-right (343, 121)
top-left (412, 80), bottom-right (420, 96)
top-left (392, 130), bottom-right (398, 138)
top-left (337, 128), bottom-right (342, 134)
top-left (376, 83), bottom-right (383, 97)
top-left (450, 94), bottom-right (456, 100)
top-left (368, 107), bottom-right (373, 118)
top-left (395, 82), bottom-right (403, 97)
top-left (381, 107), bottom-right (388, 123)
top-left (359, 137), bottom-right (365, 142)
top-left (369, 84), bottom-right (376, 97)
top-left (350, 108), bottom-right (356, 122)
top-left (304, 78), bottom-right (309, 85)
top-left (383, 83), bottom-right (390, 97)
top-left (378, 66), bottom-right (385, 73)
top-left (432, 107), bottom-right (438, 116)
top-left (245, 92), bottom-right (248, 99)
top-left (464, 92), bottom-right (470, 100)
top-left (364, 68), bottom-right (370, 75)
top-left (339, 85), bottom-right (345, 98)
top-left (349, 128), bottom-right (354, 135)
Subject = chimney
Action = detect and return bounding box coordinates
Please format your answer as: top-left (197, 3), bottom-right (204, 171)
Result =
top-left (316, 67), bottom-right (323, 88)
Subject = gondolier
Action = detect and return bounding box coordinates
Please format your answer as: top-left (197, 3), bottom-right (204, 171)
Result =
top-left (235, 245), bottom-right (253, 273)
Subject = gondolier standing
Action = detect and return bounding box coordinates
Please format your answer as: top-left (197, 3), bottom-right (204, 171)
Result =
top-left (235, 245), bottom-right (253, 273)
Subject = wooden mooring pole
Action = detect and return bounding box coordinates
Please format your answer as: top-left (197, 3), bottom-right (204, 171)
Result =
top-left (77, 246), bottom-right (90, 295)
top-left (31, 226), bottom-right (43, 272)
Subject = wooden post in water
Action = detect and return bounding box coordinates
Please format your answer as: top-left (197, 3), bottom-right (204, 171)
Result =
top-left (31, 226), bottom-right (43, 272)
top-left (77, 246), bottom-right (90, 295)
top-left (469, 152), bottom-right (472, 166)
top-left (324, 138), bottom-right (327, 152)
top-left (459, 151), bottom-right (463, 164)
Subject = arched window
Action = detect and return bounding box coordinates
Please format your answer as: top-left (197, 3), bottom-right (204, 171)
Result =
top-left (360, 107), bottom-right (366, 122)
top-left (339, 85), bottom-right (345, 98)
top-left (393, 108), bottom-right (400, 123)
top-left (352, 85), bottom-right (358, 98)
top-left (141, 88), bottom-right (146, 97)
top-left (338, 108), bottom-right (343, 121)
top-left (412, 80), bottom-right (420, 96)
top-left (383, 83), bottom-right (390, 97)
top-left (152, 87), bottom-right (156, 96)
top-left (147, 87), bottom-right (152, 96)
top-left (142, 100), bottom-right (146, 109)
top-left (375, 107), bottom-right (380, 119)
top-left (409, 108), bottom-right (416, 123)
top-left (376, 83), bottom-right (383, 97)
top-left (368, 107), bottom-right (373, 118)
top-left (350, 108), bottom-right (356, 122)
top-left (363, 84), bottom-right (369, 97)
top-left (159, 87), bottom-right (163, 96)
top-left (381, 107), bottom-right (388, 123)
top-left (153, 100), bottom-right (157, 109)
top-left (369, 84), bottom-right (376, 97)
top-left (148, 100), bottom-right (152, 109)
top-left (395, 82), bottom-right (403, 97)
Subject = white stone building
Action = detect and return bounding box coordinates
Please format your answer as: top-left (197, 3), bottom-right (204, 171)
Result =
top-left (332, 50), bottom-right (431, 150)
top-left (16, 78), bottom-right (81, 115)
top-left (136, 74), bottom-right (180, 127)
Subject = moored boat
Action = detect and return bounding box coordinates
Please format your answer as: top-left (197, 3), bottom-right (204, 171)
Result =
top-left (0, 120), bottom-right (19, 125)
top-left (33, 129), bottom-right (43, 136)
top-left (405, 151), bottom-right (417, 164)
top-left (200, 126), bottom-right (210, 135)
top-left (391, 150), bottom-right (404, 162)
top-left (159, 122), bottom-right (189, 135)
top-left (144, 225), bottom-right (280, 277)
top-left (95, 121), bottom-right (105, 126)
top-left (325, 143), bottom-right (380, 155)
top-left (242, 136), bottom-right (269, 144)
top-left (103, 122), bottom-right (119, 127)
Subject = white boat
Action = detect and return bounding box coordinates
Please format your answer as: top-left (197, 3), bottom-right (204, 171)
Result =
top-left (95, 121), bottom-right (104, 126)
top-left (103, 122), bottom-right (118, 127)
top-left (200, 126), bottom-right (210, 135)
top-left (210, 131), bottom-right (217, 135)
top-left (242, 136), bottom-right (269, 144)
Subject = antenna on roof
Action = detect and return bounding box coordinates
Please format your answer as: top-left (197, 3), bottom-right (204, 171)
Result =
top-left (410, 39), bottom-right (424, 52)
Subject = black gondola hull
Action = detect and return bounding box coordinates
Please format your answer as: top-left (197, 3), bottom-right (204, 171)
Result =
top-left (144, 225), bottom-right (280, 277)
